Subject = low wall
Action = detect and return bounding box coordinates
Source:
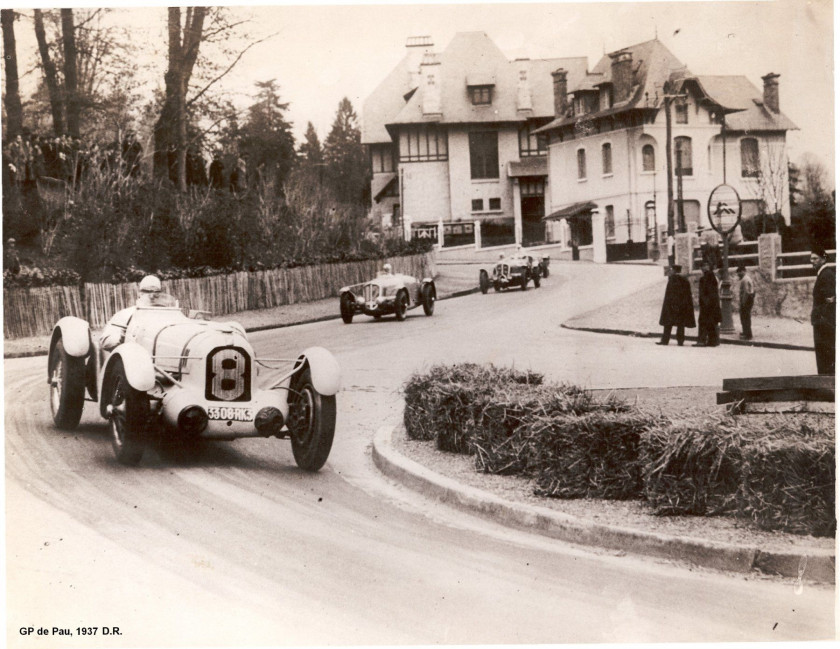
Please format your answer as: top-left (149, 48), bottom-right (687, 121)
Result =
top-left (436, 242), bottom-right (568, 264)
top-left (4, 252), bottom-right (436, 339)
top-left (689, 268), bottom-right (814, 319)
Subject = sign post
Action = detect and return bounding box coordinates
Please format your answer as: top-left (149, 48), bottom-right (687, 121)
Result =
top-left (707, 184), bottom-right (742, 335)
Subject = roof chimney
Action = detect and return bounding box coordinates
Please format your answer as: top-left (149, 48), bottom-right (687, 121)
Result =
top-left (406, 36), bottom-right (433, 90)
top-left (516, 59), bottom-right (532, 112)
top-left (421, 53), bottom-right (441, 115)
top-left (609, 50), bottom-right (634, 103)
top-left (762, 72), bottom-right (780, 113)
top-left (552, 68), bottom-right (568, 118)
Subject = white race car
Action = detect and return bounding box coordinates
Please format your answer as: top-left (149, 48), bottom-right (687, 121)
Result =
top-left (48, 297), bottom-right (341, 470)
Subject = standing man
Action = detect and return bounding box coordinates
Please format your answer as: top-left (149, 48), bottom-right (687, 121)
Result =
top-left (810, 246), bottom-right (835, 375)
top-left (736, 264), bottom-right (755, 340)
top-left (657, 265), bottom-right (695, 346)
top-left (695, 261), bottom-right (721, 347)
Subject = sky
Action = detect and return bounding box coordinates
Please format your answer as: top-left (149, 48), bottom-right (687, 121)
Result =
top-left (5, 0), bottom-right (835, 178)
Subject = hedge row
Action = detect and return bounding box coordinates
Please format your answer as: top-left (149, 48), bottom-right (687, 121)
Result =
top-left (402, 364), bottom-right (836, 537)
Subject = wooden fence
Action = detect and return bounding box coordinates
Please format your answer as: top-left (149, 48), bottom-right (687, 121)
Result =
top-left (4, 252), bottom-right (435, 339)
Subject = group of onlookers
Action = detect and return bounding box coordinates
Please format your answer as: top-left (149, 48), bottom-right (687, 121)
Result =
top-left (2, 131), bottom-right (143, 189)
top-left (657, 246), bottom-right (835, 375)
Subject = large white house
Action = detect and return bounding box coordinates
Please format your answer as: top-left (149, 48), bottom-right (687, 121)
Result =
top-left (362, 33), bottom-right (588, 246)
top-left (537, 39), bottom-right (797, 262)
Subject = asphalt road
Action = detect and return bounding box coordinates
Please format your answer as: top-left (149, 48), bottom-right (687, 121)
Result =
top-left (5, 262), bottom-right (833, 647)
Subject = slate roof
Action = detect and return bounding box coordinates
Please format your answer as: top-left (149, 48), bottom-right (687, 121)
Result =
top-left (692, 75), bottom-right (798, 132)
top-left (362, 51), bottom-right (414, 144)
top-left (385, 32), bottom-right (588, 129)
top-left (538, 39), bottom-right (797, 134)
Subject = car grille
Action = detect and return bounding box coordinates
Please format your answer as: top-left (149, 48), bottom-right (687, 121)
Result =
top-left (364, 284), bottom-right (380, 301)
top-left (205, 346), bottom-right (252, 402)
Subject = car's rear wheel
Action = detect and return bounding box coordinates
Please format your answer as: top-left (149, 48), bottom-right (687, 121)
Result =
top-left (289, 367), bottom-right (336, 471)
top-left (394, 290), bottom-right (409, 321)
top-left (107, 358), bottom-right (148, 466)
top-left (479, 270), bottom-right (489, 294)
top-left (542, 264), bottom-right (550, 278)
top-left (340, 293), bottom-right (354, 324)
top-left (49, 339), bottom-right (86, 429)
top-left (422, 284), bottom-right (436, 315)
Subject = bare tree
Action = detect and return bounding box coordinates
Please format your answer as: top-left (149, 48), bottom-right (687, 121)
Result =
top-left (743, 138), bottom-right (789, 233)
top-left (33, 9), bottom-right (65, 136)
top-left (2, 9), bottom-right (24, 139)
top-left (61, 9), bottom-right (79, 138)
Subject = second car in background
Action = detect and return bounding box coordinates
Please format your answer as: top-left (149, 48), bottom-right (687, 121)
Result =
top-left (340, 265), bottom-right (436, 323)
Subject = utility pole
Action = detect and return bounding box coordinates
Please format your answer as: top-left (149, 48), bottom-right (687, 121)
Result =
top-left (663, 83), bottom-right (686, 267)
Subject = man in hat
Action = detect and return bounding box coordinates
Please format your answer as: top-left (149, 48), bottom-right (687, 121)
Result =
top-left (736, 264), bottom-right (755, 340)
top-left (657, 265), bottom-right (695, 346)
top-left (4, 238), bottom-right (20, 276)
top-left (694, 260), bottom-right (721, 346)
top-left (810, 245), bottom-right (835, 374)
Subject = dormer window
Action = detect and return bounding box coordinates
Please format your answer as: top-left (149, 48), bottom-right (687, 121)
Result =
top-left (675, 102), bottom-right (688, 124)
top-left (470, 86), bottom-right (493, 105)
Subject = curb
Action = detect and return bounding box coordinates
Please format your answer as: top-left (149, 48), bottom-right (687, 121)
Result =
top-left (560, 323), bottom-right (815, 352)
top-left (372, 424), bottom-right (835, 584)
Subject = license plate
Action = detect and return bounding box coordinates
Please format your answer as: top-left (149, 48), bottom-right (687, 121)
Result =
top-left (207, 406), bottom-right (254, 422)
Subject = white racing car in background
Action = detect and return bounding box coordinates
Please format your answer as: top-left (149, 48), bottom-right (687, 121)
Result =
top-left (48, 295), bottom-right (341, 470)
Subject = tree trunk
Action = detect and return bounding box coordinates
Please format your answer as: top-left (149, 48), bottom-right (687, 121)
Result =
top-left (1, 9), bottom-right (23, 139)
top-left (61, 9), bottom-right (79, 138)
top-left (154, 6), bottom-right (207, 191)
top-left (33, 9), bottom-right (65, 136)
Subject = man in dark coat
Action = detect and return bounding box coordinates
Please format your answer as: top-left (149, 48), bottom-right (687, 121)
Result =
top-left (656, 265), bottom-right (695, 346)
top-left (810, 245), bottom-right (835, 374)
top-left (694, 261), bottom-right (721, 346)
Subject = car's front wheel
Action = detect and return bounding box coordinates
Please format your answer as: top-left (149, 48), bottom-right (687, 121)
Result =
top-left (533, 272), bottom-right (541, 288)
top-left (422, 284), bottom-right (436, 316)
top-left (394, 290), bottom-right (409, 321)
top-left (49, 338), bottom-right (86, 429)
top-left (521, 276), bottom-right (529, 290)
top-left (340, 293), bottom-right (354, 324)
top-left (107, 358), bottom-right (148, 466)
top-left (289, 366), bottom-right (336, 472)
top-left (479, 270), bottom-right (489, 294)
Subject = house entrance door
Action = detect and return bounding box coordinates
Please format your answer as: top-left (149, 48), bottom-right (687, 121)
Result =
top-left (520, 177), bottom-right (546, 246)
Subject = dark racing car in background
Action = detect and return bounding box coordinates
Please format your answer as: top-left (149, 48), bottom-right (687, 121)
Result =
top-left (339, 266), bottom-right (436, 322)
top-left (479, 254), bottom-right (548, 293)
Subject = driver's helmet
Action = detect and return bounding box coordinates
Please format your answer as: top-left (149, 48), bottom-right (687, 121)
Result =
top-left (136, 275), bottom-right (175, 307)
top-left (383, 263), bottom-right (393, 275)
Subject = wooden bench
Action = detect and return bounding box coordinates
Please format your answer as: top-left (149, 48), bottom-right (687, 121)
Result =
top-left (717, 375), bottom-right (835, 414)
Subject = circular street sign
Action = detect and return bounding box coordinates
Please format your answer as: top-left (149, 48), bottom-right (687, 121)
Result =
top-left (707, 184), bottom-right (742, 235)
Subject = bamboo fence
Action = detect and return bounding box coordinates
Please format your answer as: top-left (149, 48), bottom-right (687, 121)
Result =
top-left (3, 285), bottom-right (83, 339)
top-left (4, 253), bottom-right (435, 339)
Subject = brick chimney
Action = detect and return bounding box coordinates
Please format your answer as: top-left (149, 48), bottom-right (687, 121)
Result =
top-left (421, 53), bottom-right (441, 115)
top-left (609, 50), bottom-right (634, 103)
top-left (406, 35), bottom-right (433, 89)
top-left (762, 72), bottom-right (780, 113)
top-left (552, 68), bottom-right (568, 118)
top-left (516, 59), bottom-right (532, 112)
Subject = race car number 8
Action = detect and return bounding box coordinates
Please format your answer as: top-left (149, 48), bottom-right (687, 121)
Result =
top-left (206, 347), bottom-right (251, 401)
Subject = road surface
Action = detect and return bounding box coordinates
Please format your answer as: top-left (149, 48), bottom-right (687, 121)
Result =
top-left (5, 261), bottom-right (833, 646)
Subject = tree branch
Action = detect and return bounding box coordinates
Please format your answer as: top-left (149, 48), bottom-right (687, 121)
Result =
top-left (186, 31), bottom-right (277, 108)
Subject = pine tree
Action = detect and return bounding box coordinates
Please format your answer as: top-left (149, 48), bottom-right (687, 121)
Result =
top-left (298, 122), bottom-right (323, 165)
top-left (238, 79), bottom-right (297, 191)
top-left (323, 97), bottom-right (369, 205)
